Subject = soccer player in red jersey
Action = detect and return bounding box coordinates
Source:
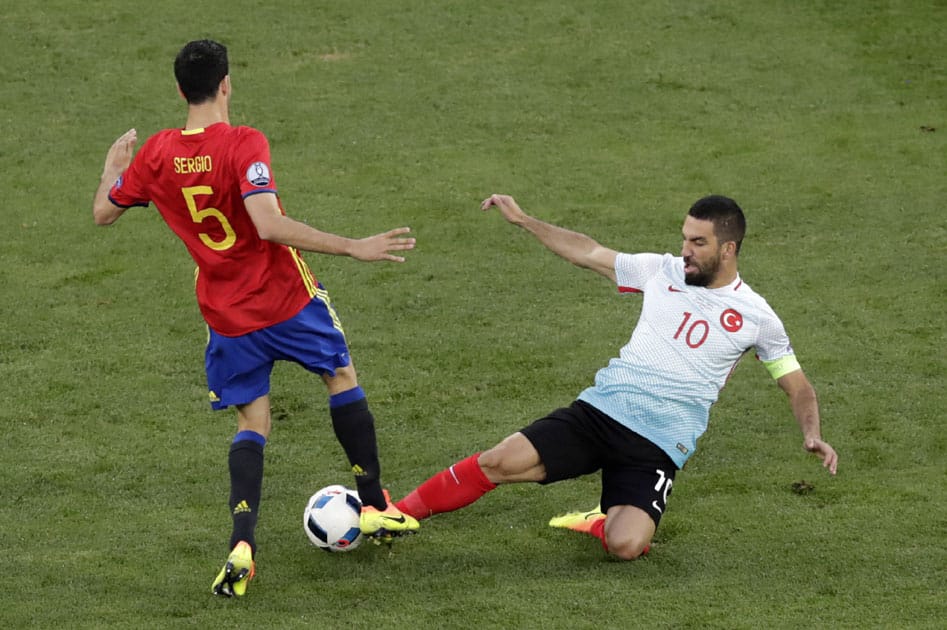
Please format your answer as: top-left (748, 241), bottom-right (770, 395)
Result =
top-left (92, 40), bottom-right (419, 597)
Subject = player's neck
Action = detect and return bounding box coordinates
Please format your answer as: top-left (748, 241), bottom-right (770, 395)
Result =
top-left (707, 265), bottom-right (738, 289)
top-left (184, 102), bottom-right (229, 131)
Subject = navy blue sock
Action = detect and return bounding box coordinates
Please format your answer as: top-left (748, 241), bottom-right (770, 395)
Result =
top-left (228, 430), bottom-right (266, 554)
top-left (329, 387), bottom-right (386, 510)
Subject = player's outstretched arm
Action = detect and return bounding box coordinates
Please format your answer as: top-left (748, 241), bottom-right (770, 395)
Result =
top-left (777, 369), bottom-right (838, 475)
top-left (92, 129), bottom-right (138, 225)
top-left (481, 194), bottom-right (618, 281)
top-left (245, 193), bottom-right (415, 262)
top-left (345, 227), bottom-right (416, 262)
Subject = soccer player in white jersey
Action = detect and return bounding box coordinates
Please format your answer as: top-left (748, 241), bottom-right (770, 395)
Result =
top-left (394, 193), bottom-right (838, 560)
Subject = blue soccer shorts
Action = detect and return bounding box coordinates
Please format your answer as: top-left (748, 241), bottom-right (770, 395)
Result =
top-left (205, 294), bottom-right (351, 410)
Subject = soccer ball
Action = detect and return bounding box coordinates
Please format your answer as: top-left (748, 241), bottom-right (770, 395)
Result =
top-left (303, 485), bottom-right (363, 552)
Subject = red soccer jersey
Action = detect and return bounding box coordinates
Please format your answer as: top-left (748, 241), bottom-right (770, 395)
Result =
top-left (109, 122), bottom-right (316, 336)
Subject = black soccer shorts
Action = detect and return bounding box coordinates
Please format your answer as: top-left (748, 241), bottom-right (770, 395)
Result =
top-left (520, 399), bottom-right (678, 526)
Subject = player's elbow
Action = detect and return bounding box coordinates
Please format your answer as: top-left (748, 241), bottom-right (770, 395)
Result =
top-left (92, 203), bottom-right (120, 226)
top-left (249, 211), bottom-right (289, 244)
top-left (576, 246), bottom-right (617, 280)
top-left (253, 220), bottom-right (283, 243)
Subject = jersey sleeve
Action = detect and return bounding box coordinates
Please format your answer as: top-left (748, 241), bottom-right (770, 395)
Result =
top-left (615, 252), bottom-right (666, 293)
top-left (755, 308), bottom-right (800, 378)
top-left (234, 128), bottom-right (278, 199)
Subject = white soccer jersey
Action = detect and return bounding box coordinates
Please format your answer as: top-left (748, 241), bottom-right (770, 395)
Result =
top-left (577, 253), bottom-right (796, 467)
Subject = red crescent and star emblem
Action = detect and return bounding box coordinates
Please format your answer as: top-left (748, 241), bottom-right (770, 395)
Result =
top-left (720, 308), bottom-right (743, 332)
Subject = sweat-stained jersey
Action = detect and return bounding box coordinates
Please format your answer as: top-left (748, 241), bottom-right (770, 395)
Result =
top-left (108, 122), bottom-right (315, 336)
top-left (577, 253), bottom-right (797, 468)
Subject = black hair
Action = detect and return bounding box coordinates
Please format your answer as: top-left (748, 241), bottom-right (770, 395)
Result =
top-left (174, 39), bottom-right (229, 104)
top-left (687, 195), bottom-right (746, 254)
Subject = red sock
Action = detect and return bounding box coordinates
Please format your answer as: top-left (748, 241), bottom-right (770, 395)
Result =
top-left (589, 518), bottom-right (606, 546)
top-left (395, 453), bottom-right (497, 520)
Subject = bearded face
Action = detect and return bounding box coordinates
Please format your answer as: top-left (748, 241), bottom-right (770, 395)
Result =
top-left (681, 216), bottom-right (728, 287)
top-left (683, 249), bottom-right (722, 286)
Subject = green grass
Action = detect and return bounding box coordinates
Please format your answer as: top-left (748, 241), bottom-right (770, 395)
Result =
top-left (2, 0), bottom-right (945, 627)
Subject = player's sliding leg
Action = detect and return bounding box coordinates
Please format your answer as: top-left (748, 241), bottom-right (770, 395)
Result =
top-left (549, 506), bottom-right (611, 553)
top-left (395, 432), bottom-right (544, 519)
top-left (599, 505), bottom-right (654, 559)
top-left (549, 504), bottom-right (652, 559)
top-left (395, 452), bottom-right (497, 518)
top-left (549, 505), bottom-right (606, 534)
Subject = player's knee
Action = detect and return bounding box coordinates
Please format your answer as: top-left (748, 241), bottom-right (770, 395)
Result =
top-left (477, 437), bottom-right (541, 483)
top-left (477, 446), bottom-right (509, 477)
top-left (605, 532), bottom-right (651, 561)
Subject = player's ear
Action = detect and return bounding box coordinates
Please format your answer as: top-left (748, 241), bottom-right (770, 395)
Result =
top-left (219, 75), bottom-right (231, 97)
top-left (176, 83), bottom-right (186, 101)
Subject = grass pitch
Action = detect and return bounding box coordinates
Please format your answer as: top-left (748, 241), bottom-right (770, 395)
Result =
top-left (2, 1), bottom-right (944, 628)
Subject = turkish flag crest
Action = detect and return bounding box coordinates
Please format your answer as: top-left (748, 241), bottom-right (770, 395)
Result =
top-left (720, 309), bottom-right (743, 332)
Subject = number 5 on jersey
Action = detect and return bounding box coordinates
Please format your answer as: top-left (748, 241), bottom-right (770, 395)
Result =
top-left (182, 185), bottom-right (236, 251)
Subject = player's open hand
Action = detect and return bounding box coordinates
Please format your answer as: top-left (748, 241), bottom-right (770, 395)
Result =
top-left (804, 437), bottom-right (838, 475)
top-left (481, 194), bottom-right (529, 225)
top-left (102, 128), bottom-right (138, 178)
top-left (351, 227), bottom-right (415, 262)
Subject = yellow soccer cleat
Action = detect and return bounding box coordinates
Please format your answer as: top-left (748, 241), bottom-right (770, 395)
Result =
top-left (211, 540), bottom-right (255, 597)
top-left (548, 505), bottom-right (605, 534)
top-left (359, 489), bottom-right (420, 543)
